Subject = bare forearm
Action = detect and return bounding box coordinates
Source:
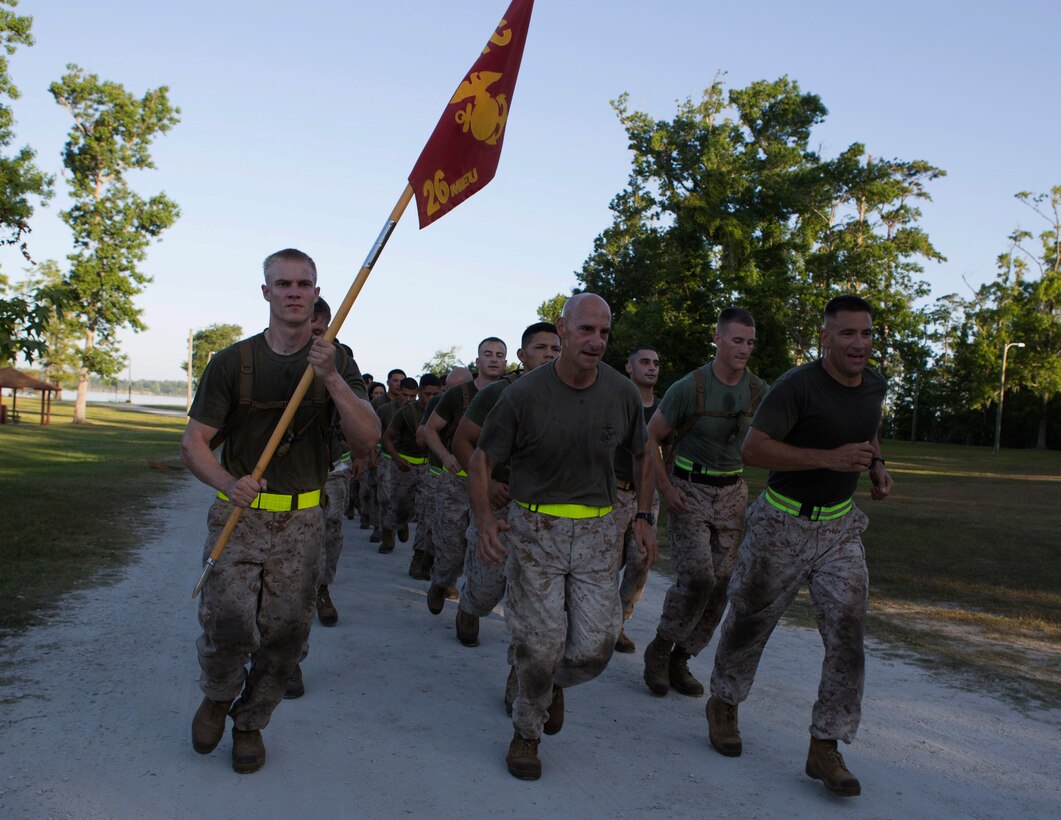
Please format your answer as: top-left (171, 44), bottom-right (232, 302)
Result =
top-left (467, 449), bottom-right (495, 525)
top-left (633, 451), bottom-right (655, 512)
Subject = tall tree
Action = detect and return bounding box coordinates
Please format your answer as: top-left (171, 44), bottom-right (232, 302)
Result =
top-left (50, 65), bottom-right (180, 423)
top-left (181, 323), bottom-right (242, 391)
top-left (0, 1), bottom-right (55, 362)
top-left (578, 77), bottom-right (943, 388)
top-left (536, 292), bottom-right (568, 324)
top-left (422, 346), bottom-right (462, 377)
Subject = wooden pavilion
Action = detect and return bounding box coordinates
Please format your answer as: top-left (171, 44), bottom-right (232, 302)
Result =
top-left (0, 367), bottom-right (62, 425)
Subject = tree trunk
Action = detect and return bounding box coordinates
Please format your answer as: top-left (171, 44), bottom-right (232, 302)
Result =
top-left (73, 366), bottom-right (89, 424)
top-left (1036, 394), bottom-right (1048, 449)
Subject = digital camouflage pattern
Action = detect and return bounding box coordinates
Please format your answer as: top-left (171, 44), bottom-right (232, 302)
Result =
top-left (505, 505), bottom-right (622, 740)
top-left (429, 469), bottom-right (471, 587)
top-left (321, 468), bottom-right (349, 586)
top-left (458, 503), bottom-right (511, 617)
top-left (613, 487), bottom-right (659, 623)
top-left (197, 501), bottom-right (324, 731)
top-left (656, 479), bottom-right (748, 654)
top-left (710, 495), bottom-right (870, 743)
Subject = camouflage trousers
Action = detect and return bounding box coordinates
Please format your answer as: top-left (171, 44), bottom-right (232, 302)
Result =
top-left (376, 457), bottom-right (395, 531)
top-left (429, 469), bottom-right (470, 588)
top-left (321, 467), bottom-right (349, 586)
top-left (365, 463), bottom-right (381, 528)
top-left (358, 468), bottom-right (375, 522)
top-left (417, 469), bottom-right (440, 556)
top-left (710, 493), bottom-right (870, 743)
top-left (382, 458), bottom-right (423, 532)
top-left (613, 487), bottom-right (660, 623)
top-left (458, 503), bottom-right (512, 617)
top-left (197, 499), bottom-right (324, 731)
top-left (656, 478), bottom-right (748, 655)
top-left (506, 505), bottom-right (622, 740)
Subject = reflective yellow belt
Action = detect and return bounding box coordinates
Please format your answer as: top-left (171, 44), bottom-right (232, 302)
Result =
top-left (217, 489), bottom-right (322, 512)
top-left (428, 464), bottom-right (467, 478)
top-left (516, 500), bottom-right (613, 519)
top-left (673, 456), bottom-right (742, 476)
top-left (764, 487), bottom-right (852, 521)
top-left (397, 453), bottom-right (428, 465)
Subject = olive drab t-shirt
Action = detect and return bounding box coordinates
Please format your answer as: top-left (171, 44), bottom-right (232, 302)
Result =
top-left (657, 364), bottom-right (761, 473)
top-left (426, 381), bottom-right (479, 469)
top-left (464, 376), bottom-right (518, 484)
top-left (387, 400), bottom-right (429, 458)
top-left (751, 360), bottom-right (887, 505)
top-left (189, 332), bottom-right (366, 495)
top-left (613, 400), bottom-right (658, 484)
top-left (478, 361), bottom-right (646, 507)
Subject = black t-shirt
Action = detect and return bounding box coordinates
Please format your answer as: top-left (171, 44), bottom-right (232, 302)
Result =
top-left (752, 360), bottom-right (886, 504)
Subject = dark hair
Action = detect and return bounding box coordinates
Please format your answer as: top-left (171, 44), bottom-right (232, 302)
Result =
top-left (263, 248), bottom-right (316, 281)
top-left (627, 346), bottom-right (658, 364)
top-left (521, 322), bottom-right (558, 348)
top-left (399, 377), bottom-right (418, 390)
top-left (824, 295), bottom-right (873, 320)
top-left (718, 307), bottom-right (756, 329)
top-left (368, 381), bottom-right (386, 397)
top-left (419, 373), bottom-right (442, 388)
top-left (313, 297), bottom-right (331, 321)
top-left (478, 336), bottom-right (507, 354)
top-left (361, 373), bottom-right (374, 384)
top-left (387, 368), bottom-right (406, 381)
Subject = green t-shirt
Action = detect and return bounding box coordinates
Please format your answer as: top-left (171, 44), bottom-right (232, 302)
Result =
top-left (189, 332), bottom-right (366, 495)
top-left (387, 400), bottom-right (429, 458)
top-left (464, 376), bottom-right (518, 483)
top-left (478, 361), bottom-right (645, 507)
top-left (614, 399), bottom-right (658, 483)
top-left (426, 381), bottom-right (479, 468)
top-left (752, 360), bottom-right (887, 504)
top-left (658, 363), bottom-right (763, 473)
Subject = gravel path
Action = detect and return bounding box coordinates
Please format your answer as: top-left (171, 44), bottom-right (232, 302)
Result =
top-left (1, 475), bottom-right (1058, 818)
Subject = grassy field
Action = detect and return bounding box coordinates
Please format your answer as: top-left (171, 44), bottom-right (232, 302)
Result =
top-left (1, 406), bottom-right (1058, 706)
top-left (655, 441), bottom-right (1061, 708)
top-left (0, 401), bottom-right (187, 630)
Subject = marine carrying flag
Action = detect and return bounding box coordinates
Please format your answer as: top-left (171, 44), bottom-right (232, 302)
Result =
top-left (408, 0), bottom-right (534, 229)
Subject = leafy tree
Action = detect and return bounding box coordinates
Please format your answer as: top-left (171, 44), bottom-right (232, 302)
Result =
top-left (578, 77), bottom-right (943, 389)
top-left (536, 292), bottom-right (568, 324)
top-left (2, 259), bottom-right (76, 378)
top-left (422, 346), bottom-right (462, 377)
top-left (50, 65), bottom-right (180, 423)
top-left (0, 1), bottom-right (55, 361)
top-left (181, 323), bottom-right (242, 391)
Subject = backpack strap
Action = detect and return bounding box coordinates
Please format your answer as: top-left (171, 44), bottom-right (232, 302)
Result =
top-left (208, 337), bottom-right (255, 450)
top-left (670, 367), bottom-right (765, 448)
top-left (670, 366), bottom-right (707, 448)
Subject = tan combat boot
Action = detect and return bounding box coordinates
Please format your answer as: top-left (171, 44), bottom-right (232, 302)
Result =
top-left (455, 608), bottom-right (480, 646)
top-left (231, 727), bottom-right (266, 774)
top-left (379, 528), bottom-right (396, 554)
top-left (706, 696), bottom-right (742, 757)
top-left (806, 737), bottom-right (861, 796)
top-left (191, 696), bottom-right (232, 754)
top-left (316, 584), bottom-right (338, 626)
top-left (669, 647), bottom-right (705, 697)
top-left (614, 629), bottom-right (636, 654)
top-left (506, 731), bottom-right (541, 780)
top-left (426, 583), bottom-right (447, 614)
top-left (643, 634), bottom-right (674, 695)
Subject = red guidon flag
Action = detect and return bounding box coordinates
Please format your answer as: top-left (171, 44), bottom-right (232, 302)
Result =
top-left (408, 0), bottom-right (534, 229)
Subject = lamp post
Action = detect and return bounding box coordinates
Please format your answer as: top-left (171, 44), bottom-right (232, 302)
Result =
top-left (992, 341), bottom-right (1025, 456)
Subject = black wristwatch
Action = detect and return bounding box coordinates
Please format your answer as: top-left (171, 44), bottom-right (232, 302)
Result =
top-left (635, 511), bottom-right (656, 526)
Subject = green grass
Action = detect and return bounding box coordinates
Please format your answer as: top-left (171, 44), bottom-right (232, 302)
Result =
top-left (0, 401), bottom-right (186, 631)
top-left (654, 441), bottom-right (1061, 707)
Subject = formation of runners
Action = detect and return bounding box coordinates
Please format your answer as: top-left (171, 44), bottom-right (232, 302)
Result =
top-left (181, 249), bottom-right (892, 797)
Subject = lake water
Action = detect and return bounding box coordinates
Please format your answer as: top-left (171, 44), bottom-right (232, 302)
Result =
top-left (58, 390), bottom-right (189, 408)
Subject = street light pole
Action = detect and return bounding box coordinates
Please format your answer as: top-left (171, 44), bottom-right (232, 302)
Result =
top-left (992, 341), bottom-right (1025, 456)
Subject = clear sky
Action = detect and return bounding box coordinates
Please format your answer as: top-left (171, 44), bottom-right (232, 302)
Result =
top-left (4, 0), bottom-right (1059, 382)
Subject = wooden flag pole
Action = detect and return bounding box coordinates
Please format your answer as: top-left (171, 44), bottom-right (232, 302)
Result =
top-left (192, 184), bottom-right (414, 599)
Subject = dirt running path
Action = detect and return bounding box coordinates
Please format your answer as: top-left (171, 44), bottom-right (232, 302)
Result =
top-left (1, 475), bottom-right (1058, 818)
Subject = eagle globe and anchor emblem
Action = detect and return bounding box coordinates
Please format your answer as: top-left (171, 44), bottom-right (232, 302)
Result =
top-left (450, 70), bottom-right (509, 146)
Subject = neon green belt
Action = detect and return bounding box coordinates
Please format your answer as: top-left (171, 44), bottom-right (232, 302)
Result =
top-left (516, 500), bottom-right (613, 519)
top-left (673, 456), bottom-right (742, 476)
top-left (217, 489), bottom-right (322, 512)
top-left (383, 452), bottom-right (428, 465)
top-left (764, 487), bottom-right (852, 521)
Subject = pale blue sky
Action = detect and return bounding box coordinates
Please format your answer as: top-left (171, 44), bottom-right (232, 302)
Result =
top-left (5, 0), bottom-right (1059, 381)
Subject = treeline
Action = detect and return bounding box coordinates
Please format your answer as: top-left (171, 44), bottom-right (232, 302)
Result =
top-left (544, 78), bottom-right (1057, 450)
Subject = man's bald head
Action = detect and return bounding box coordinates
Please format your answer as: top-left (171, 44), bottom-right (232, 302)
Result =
top-left (446, 366), bottom-right (473, 387)
top-left (560, 292), bottom-right (610, 321)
